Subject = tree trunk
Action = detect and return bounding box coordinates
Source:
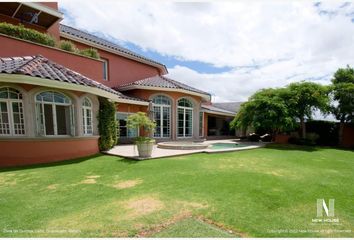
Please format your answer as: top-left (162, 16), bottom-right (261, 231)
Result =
top-left (338, 121), bottom-right (344, 147)
top-left (300, 117), bottom-right (306, 138)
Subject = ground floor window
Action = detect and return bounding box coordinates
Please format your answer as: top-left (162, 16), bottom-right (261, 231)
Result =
top-left (36, 91), bottom-right (73, 136)
top-left (0, 87), bottom-right (25, 136)
top-left (116, 112), bottom-right (138, 138)
top-left (177, 98), bottom-right (193, 138)
top-left (82, 97), bottom-right (93, 135)
top-left (152, 95), bottom-right (171, 138)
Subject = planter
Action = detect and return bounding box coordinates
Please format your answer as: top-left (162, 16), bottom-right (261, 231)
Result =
top-left (136, 139), bottom-right (155, 158)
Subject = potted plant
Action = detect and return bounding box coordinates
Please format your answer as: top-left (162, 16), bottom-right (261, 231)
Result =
top-left (126, 112), bottom-right (156, 158)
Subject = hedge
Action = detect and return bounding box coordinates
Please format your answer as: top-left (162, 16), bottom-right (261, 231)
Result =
top-left (0, 22), bottom-right (100, 59)
top-left (0, 22), bottom-right (55, 47)
top-left (98, 97), bottom-right (117, 151)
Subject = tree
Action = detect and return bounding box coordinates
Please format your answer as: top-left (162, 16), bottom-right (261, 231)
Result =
top-left (330, 65), bottom-right (354, 145)
top-left (230, 88), bottom-right (295, 135)
top-left (286, 81), bottom-right (330, 138)
top-left (126, 112), bottom-right (156, 142)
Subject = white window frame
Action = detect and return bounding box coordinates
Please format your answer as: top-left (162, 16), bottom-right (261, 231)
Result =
top-left (35, 91), bottom-right (73, 137)
top-left (103, 59), bottom-right (109, 81)
top-left (82, 97), bottom-right (93, 136)
top-left (0, 98), bottom-right (25, 136)
top-left (177, 99), bottom-right (193, 138)
top-left (152, 96), bottom-right (171, 138)
top-left (116, 112), bottom-right (139, 138)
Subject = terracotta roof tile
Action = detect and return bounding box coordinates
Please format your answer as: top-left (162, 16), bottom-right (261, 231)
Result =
top-left (116, 75), bottom-right (211, 96)
top-left (59, 24), bottom-right (167, 73)
top-left (0, 55), bottom-right (147, 103)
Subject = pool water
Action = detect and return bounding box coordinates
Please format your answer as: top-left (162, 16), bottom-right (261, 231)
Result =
top-left (209, 143), bottom-right (247, 150)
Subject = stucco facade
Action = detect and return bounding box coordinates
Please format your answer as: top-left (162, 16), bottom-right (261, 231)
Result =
top-left (0, 2), bottom-right (235, 167)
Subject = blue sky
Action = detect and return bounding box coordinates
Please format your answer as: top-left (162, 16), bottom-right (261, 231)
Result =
top-left (59, 1), bottom-right (354, 104)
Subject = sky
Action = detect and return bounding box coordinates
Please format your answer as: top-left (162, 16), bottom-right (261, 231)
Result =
top-left (59, 0), bottom-right (354, 103)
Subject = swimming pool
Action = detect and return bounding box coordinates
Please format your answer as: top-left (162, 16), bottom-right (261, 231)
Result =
top-left (209, 142), bottom-right (247, 150)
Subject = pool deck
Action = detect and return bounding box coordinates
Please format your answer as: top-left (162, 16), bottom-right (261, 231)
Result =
top-left (106, 139), bottom-right (266, 160)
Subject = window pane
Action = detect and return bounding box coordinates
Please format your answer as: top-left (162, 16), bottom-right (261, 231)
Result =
top-left (0, 91), bottom-right (8, 99)
top-left (36, 91), bottom-right (71, 104)
top-left (56, 105), bottom-right (70, 135)
top-left (44, 104), bottom-right (54, 135)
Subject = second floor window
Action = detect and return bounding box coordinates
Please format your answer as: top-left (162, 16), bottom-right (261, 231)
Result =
top-left (103, 59), bottom-right (109, 81)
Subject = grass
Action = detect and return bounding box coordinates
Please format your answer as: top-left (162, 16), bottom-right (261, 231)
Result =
top-left (151, 218), bottom-right (234, 237)
top-left (0, 144), bottom-right (353, 237)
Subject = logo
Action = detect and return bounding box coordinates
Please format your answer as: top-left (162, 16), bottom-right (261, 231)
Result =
top-left (317, 199), bottom-right (334, 217)
top-left (312, 199), bottom-right (339, 224)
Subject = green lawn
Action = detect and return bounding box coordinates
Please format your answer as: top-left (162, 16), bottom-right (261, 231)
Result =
top-left (0, 144), bottom-right (353, 237)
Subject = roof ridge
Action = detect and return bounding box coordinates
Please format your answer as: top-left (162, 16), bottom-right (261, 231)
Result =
top-left (59, 24), bottom-right (166, 69)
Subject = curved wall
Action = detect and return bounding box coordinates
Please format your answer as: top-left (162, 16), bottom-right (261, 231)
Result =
top-left (0, 137), bottom-right (99, 167)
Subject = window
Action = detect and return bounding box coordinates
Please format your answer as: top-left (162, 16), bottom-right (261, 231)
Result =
top-left (103, 59), bottom-right (108, 81)
top-left (0, 87), bottom-right (25, 136)
top-left (199, 112), bottom-right (204, 137)
top-left (82, 97), bottom-right (93, 135)
top-left (35, 91), bottom-right (73, 136)
top-left (116, 112), bottom-right (138, 138)
top-left (152, 95), bottom-right (171, 138)
top-left (177, 98), bottom-right (193, 138)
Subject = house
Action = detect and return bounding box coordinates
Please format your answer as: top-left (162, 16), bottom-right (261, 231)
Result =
top-left (0, 2), bottom-right (238, 167)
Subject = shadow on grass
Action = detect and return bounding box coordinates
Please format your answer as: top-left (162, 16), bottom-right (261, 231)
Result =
top-left (116, 157), bottom-right (140, 164)
top-left (265, 143), bottom-right (320, 152)
top-left (0, 153), bottom-right (137, 172)
top-left (265, 143), bottom-right (354, 152)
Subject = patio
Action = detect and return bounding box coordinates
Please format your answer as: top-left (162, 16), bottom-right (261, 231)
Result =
top-left (106, 139), bottom-right (265, 160)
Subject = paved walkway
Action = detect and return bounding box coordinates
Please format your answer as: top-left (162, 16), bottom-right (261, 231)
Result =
top-left (106, 139), bottom-right (265, 160)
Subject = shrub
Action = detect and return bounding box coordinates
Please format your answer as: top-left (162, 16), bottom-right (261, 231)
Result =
top-left (58, 40), bottom-right (77, 52)
top-left (0, 22), bottom-right (55, 47)
top-left (79, 48), bottom-right (100, 59)
top-left (98, 97), bottom-right (117, 151)
top-left (126, 112), bottom-right (156, 143)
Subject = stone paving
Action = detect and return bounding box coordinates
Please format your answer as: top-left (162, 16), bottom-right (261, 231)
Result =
top-left (106, 139), bottom-right (265, 160)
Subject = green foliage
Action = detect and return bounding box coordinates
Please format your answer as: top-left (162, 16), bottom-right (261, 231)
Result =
top-left (332, 65), bottom-right (354, 85)
top-left (126, 112), bottom-right (156, 142)
top-left (98, 98), bottom-right (117, 151)
top-left (286, 81), bottom-right (330, 121)
top-left (230, 88), bottom-right (295, 134)
top-left (0, 22), bottom-right (55, 47)
top-left (231, 81), bottom-right (330, 138)
top-left (330, 66), bottom-right (354, 123)
top-left (58, 40), bottom-right (77, 52)
top-left (79, 48), bottom-right (100, 59)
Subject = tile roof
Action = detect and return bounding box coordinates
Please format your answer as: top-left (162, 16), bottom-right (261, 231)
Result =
top-left (0, 55), bottom-right (147, 103)
top-left (59, 24), bottom-right (167, 73)
top-left (116, 75), bottom-right (211, 96)
top-left (212, 102), bottom-right (243, 113)
top-left (201, 104), bottom-right (236, 115)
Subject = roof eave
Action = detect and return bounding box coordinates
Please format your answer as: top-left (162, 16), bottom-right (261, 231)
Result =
top-left (117, 84), bottom-right (211, 101)
top-left (201, 109), bottom-right (235, 117)
top-left (0, 74), bottom-right (149, 106)
top-left (60, 32), bottom-right (168, 75)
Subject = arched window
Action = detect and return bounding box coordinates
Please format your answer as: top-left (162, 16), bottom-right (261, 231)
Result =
top-left (177, 98), bottom-right (193, 137)
top-left (152, 95), bottom-right (171, 138)
top-left (0, 87), bottom-right (25, 136)
top-left (35, 91), bottom-right (73, 136)
top-left (82, 97), bottom-right (93, 135)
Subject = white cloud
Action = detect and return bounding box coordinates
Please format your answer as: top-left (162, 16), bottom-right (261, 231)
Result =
top-left (59, 0), bottom-right (354, 102)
